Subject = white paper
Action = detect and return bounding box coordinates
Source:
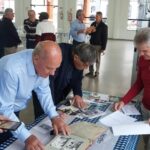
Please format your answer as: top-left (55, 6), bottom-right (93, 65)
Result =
top-left (121, 103), bottom-right (140, 115)
top-left (100, 111), bottom-right (137, 127)
top-left (112, 121), bottom-right (150, 136)
top-left (99, 94), bottom-right (109, 101)
top-left (90, 93), bottom-right (109, 101)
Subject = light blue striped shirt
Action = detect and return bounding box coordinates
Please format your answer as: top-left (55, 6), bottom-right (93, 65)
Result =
top-left (70, 19), bottom-right (86, 42)
top-left (0, 49), bottom-right (58, 142)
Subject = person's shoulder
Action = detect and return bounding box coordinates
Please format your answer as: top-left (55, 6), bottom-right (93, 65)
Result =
top-left (100, 21), bottom-right (107, 27)
top-left (24, 18), bottom-right (29, 23)
top-left (2, 17), bottom-right (11, 24)
top-left (71, 19), bottom-right (78, 25)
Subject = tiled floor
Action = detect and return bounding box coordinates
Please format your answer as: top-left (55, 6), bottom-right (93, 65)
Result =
top-left (83, 39), bottom-right (134, 96)
top-left (20, 39), bottom-right (145, 150)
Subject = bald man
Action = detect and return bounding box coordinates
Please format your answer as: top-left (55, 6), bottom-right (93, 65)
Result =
top-left (0, 41), bottom-right (70, 149)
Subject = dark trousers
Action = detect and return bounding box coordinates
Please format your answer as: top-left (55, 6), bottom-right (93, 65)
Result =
top-left (0, 112), bottom-right (20, 144)
top-left (73, 40), bottom-right (84, 47)
top-left (32, 91), bottom-right (44, 119)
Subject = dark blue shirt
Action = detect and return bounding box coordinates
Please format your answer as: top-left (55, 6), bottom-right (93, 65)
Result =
top-left (50, 43), bottom-right (83, 105)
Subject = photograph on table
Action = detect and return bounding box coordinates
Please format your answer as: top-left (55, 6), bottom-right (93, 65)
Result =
top-left (82, 91), bottom-right (109, 103)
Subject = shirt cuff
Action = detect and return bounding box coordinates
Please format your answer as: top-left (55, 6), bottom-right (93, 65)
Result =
top-left (47, 107), bottom-right (59, 119)
top-left (12, 123), bottom-right (31, 142)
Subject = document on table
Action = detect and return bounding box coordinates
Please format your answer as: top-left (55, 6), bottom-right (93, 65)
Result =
top-left (121, 103), bottom-right (140, 115)
top-left (112, 121), bottom-right (150, 136)
top-left (100, 111), bottom-right (137, 127)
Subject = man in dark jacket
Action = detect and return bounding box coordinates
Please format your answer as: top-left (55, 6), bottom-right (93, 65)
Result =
top-left (33, 43), bottom-right (97, 119)
top-left (0, 8), bottom-right (21, 55)
top-left (86, 11), bottom-right (108, 77)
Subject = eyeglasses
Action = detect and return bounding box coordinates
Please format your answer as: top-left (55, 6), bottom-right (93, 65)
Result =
top-left (75, 56), bottom-right (90, 69)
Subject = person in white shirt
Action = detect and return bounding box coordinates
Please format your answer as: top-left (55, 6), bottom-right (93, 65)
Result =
top-left (35, 12), bottom-right (56, 43)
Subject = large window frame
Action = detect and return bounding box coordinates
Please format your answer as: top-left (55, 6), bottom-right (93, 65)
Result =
top-left (31, 0), bottom-right (58, 32)
top-left (127, 0), bottom-right (150, 30)
top-left (0, 0), bottom-right (15, 21)
top-left (79, 0), bottom-right (108, 26)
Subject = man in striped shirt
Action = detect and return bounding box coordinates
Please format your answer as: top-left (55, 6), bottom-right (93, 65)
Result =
top-left (24, 10), bottom-right (38, 48)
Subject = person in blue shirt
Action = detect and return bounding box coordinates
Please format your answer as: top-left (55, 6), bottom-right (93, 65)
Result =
top-left (70, 9), bottom-right (87, 46)
top-left (33, 43), bottom-right (97, 119)
top-left (0, 41), bottom-right (70, 149)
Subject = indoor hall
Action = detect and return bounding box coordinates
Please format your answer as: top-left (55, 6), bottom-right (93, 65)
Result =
top-left (0, 0), bottom-right (149, 150)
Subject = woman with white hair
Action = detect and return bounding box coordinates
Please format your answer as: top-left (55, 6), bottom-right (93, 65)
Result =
top-left (114, 27), bottom-right (150, 150)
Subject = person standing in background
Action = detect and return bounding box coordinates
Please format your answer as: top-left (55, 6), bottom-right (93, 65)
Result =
top-left (35, 12), bottom-right (56, 44)
top-left (85, 11), bottom-right (108, 78)
top-left (70, 9), bottom-right (87, 47)
top-left (24, 10), bottom-right (38, 49)
top-left (0, 8), bottom-right (21, 55)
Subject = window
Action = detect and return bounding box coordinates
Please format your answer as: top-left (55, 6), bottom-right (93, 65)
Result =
top-left (127, 0), bottom-right (139, 30)
top-left (0, 0), bottom-right (15, 21)
top-left (31, 0), bottom-right (58, 31)
top-left (80, 0), bottom-right (108, 26)
top-left (127, 0), bottom-right (150, 30)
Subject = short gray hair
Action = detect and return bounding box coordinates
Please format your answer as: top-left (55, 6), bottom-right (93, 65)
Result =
top-left (4, 8), bottom-right (13, 15)
top-left (96, 11), bottom-right (102, 16)
top-left (76, 9), bottom-right (83, 19)
top-left (73, 43), bottom-right (96, 64)
top-left (134, 27), bottom-right (150, 46)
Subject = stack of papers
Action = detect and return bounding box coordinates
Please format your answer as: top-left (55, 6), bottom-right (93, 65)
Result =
top-left (121, 103), bottom-right (140, 115)
top-left (112, 121), bottom-right (150, 136)
top-left (100, 111), bottom-right (150, 136)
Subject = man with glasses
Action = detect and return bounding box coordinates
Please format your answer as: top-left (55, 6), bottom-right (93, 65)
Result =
top-left (33, 43), bottom-right (97, 119)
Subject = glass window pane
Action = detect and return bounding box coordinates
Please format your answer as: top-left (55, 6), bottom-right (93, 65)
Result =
top-left (127, 0), bottom-right (139, 30)
top-left (31, 0), bottom-right (58, 32)
top-left (0, 0), bottom-right (15, 21)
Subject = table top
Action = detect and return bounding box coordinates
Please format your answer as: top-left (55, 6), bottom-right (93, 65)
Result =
top-left (0, 91), bottom-right (141, 150)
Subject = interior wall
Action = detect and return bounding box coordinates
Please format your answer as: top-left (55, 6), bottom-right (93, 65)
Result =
top-left (57, 0), bottom-right (76, 33)
top-left (15, 0), bottom-right (30, 29)
top-left (107, 0), bottom-right (136, 40)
